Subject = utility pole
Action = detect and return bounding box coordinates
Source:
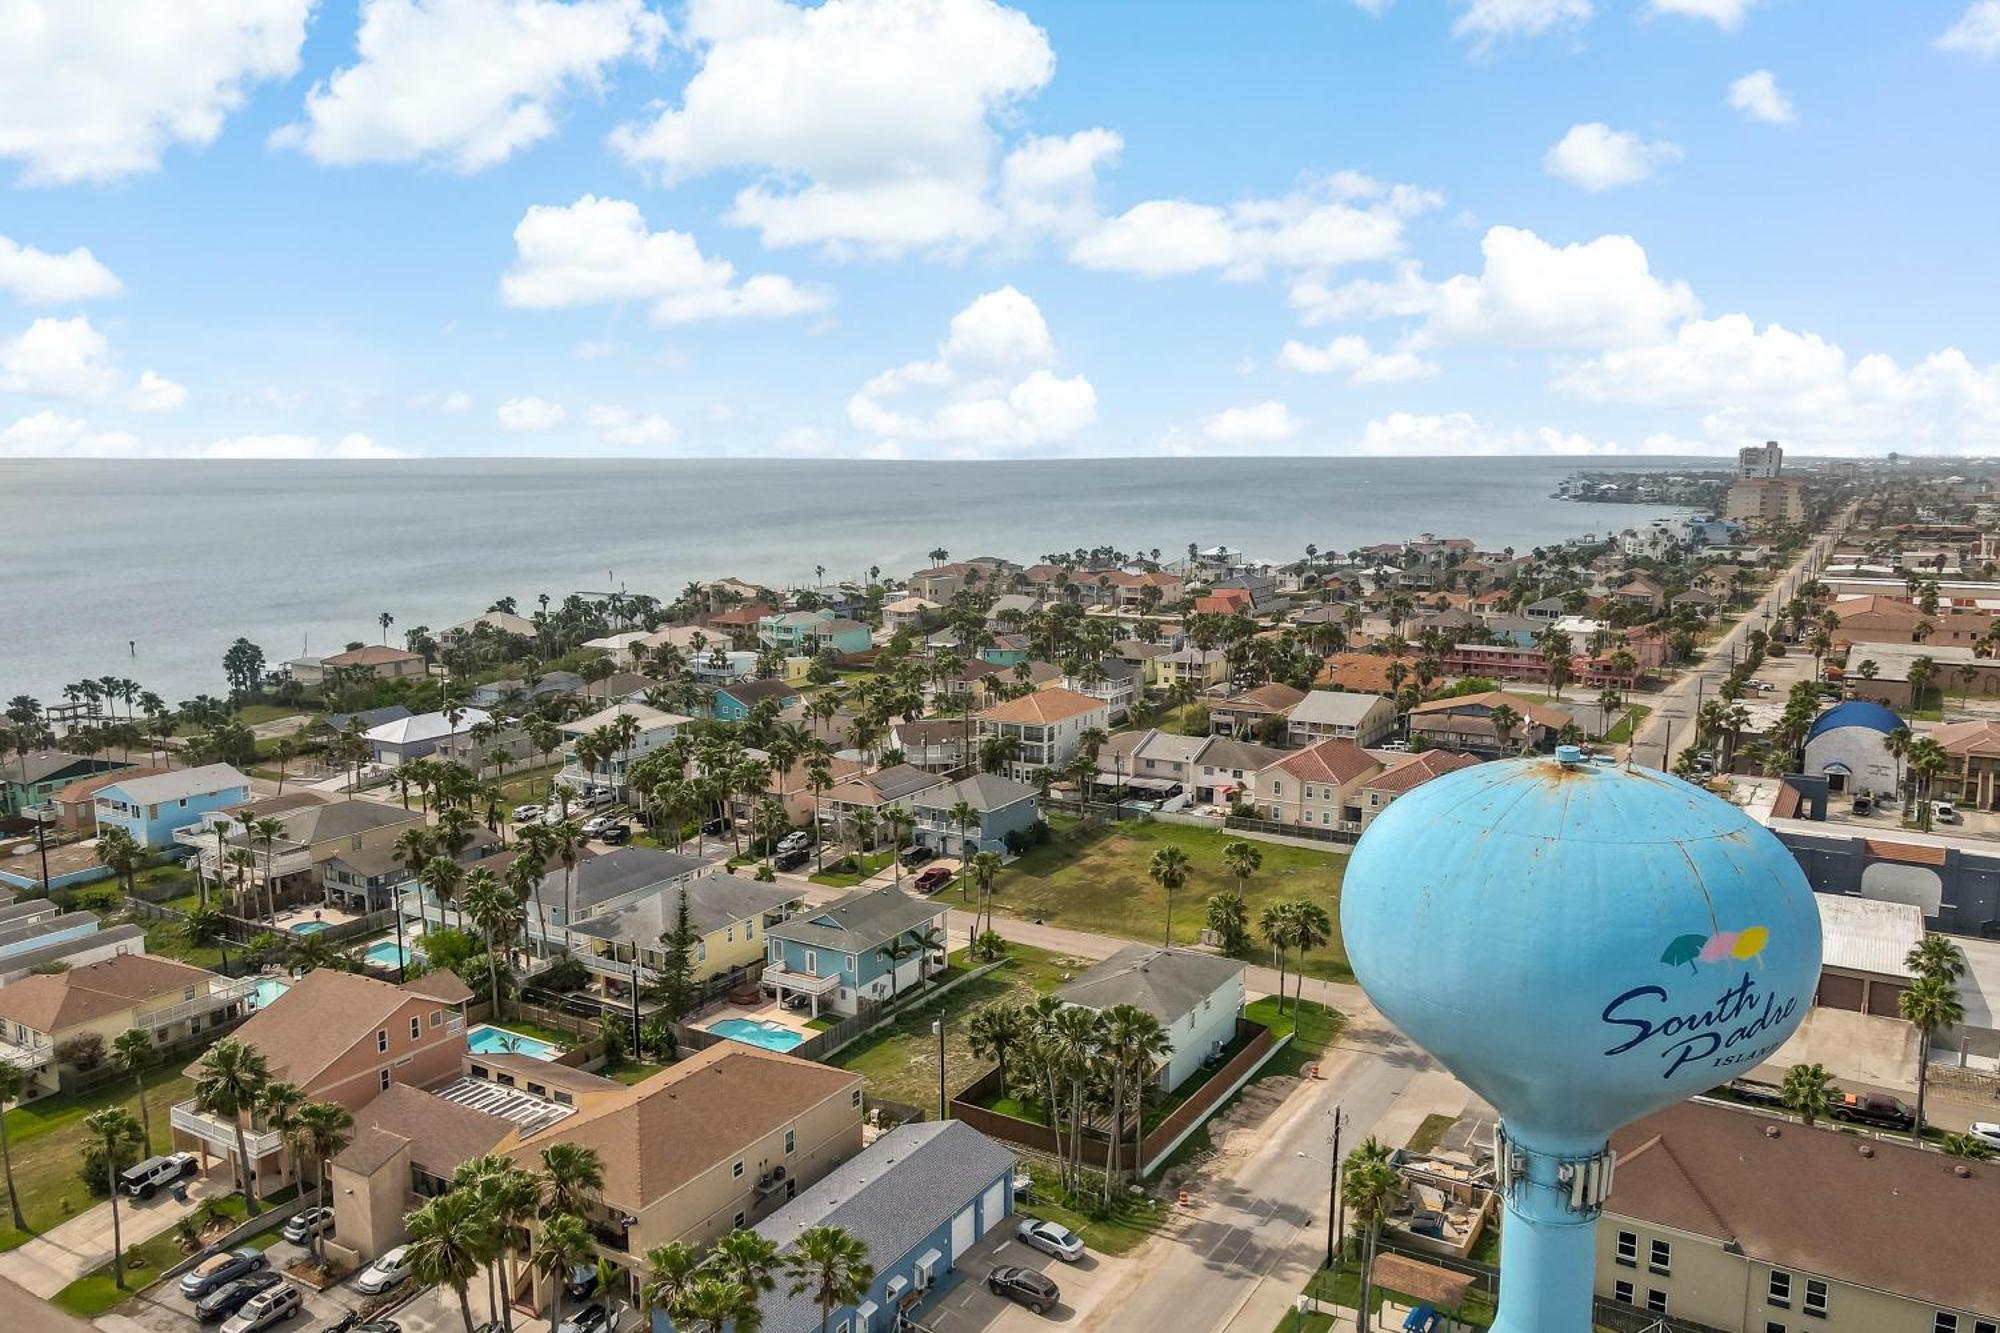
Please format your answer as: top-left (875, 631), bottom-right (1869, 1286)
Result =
top-left (933, 1019), bottom-right (948, 1121)
top-left (1326, 1104), bottom-right (1345, 1272)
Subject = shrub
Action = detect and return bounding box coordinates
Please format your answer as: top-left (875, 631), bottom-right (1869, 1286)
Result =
top-left (55, 1032), bottom-right (105, 1071)
top-left (538, 955), bottom-right (589, 993)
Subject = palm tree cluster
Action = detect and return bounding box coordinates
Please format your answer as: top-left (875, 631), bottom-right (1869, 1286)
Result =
top-left (1257, 900), bottom-right (1334, 1016)
top-left (1900, 933), bottom-right (1967, 1142)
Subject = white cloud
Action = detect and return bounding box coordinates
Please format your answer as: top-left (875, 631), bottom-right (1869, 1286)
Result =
top-left (1351, 0), bottom-right (1394, 14)
top-left (1070, 175), bottom-right (1436, 280)
top-left (1646, 0), bottom-right (1760, 30)
top-left (1727, 70), bottom-right (1795, 125)
top-left (587, 405), bottom-right (676, 446)
top-left (0, 1), bottom-right (311, 185)
top-left (774, 425), bottom-right (831, 454)
top-left (128, 369), bottom-right (187, 413)
top-left (1297, 226), bottom-right (1699, 350)
top-left (0, 414), bottom-right (407, 459)
top-left (1453, 0), bottom-right (1593, 51)
top-left (0, 410), bottom-right (139, 457)
top-left (187, 433), bottom-right (407, 460)
top-left (0, 235), bottom-right (123, 303)
top-left (442, 389), bottom-right (472, 413)
top-left (1938, 1), bottom-right (2000, 58)
top-left (497, 396), bottom-right (566, 431)
top-left (611, 0), bottom-right (1057, 256)
top-left (276, 0), bottom-right (664, 172)
top-left (1277, 335), bottom-right (1437, 384)
top-left (1543, 123), bottom-right (1682, 191)
top-left (847, 286), bottom-right (1096, 451)
top-left (573, 340), bottom-right (615, 361)
top-left (1340, 413), bottom-right (1698, 457)
top-left (500, 196), bottom-right (832, 325)
top-left (0, 315), bottom-right (120, 399)
top-left (997, 129), bottom-right (1124, 241)
top-left (1202, 401), bottom-right (1303, 447)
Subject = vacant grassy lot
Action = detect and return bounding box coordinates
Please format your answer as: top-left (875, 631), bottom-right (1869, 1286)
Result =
top-left (0, 1066), bottom-right (198, 1253)
top-left (992, 819), bottom-right (1351, 980)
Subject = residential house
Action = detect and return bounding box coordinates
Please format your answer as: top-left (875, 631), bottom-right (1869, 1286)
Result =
top-left (1260, 739), bottom-right (1385, 834)
top-left (906, 773), bottom-right (1042, 857)
top-left (1058, 658), bottom-right (1142, 723)
top-left (1157, 646), bottom-right (1230, 693)
top-left (312, 644), bottom-right (427, 684)
top-left (0, 954), bottom-right (252, 1098)
top-left (363, 708), bottom-right (494, 768)
top-left (46, 766), bottom-right (162, 832)
top-left (814, 765), bottom-right (949, 841)
top-left (1193, 587), bottom-right (1254, 617)
top-left (889, 718), bottom-right (972, 774)
top-left (1607, 576), bottom-right (1667, 614)
top-left (741, 1121), bottom-right (1017, 1333)
top-left (759, 609), bottom-right (873, 656)
top-left (737, 752), bottom-right (867, 826)
top-left (1208, 683), bottom-right (1306, 742)
top-left (712, 677), bottom-right (801, 723)
top-left (93, 764), bottom-right (252, 850)
top-left (526, 847), bottom-right (713, 942)
top-left (177, 796), bottom-right (427, 898)
top-left (1833, 595), bottom-right (1995, 649)
top-left (1104, 569), bottom-right (1183, 610)
top-left (976, 687), bottom-right (1110, 785)
top-left (764, 885), bottom-right (950, 1017)
top-left (1597, 1100), bottom-right (1999, 1332)
top-left (1353, 750), bottom-right (1482, 826)
top-left (1407, 693), bottom-right (1571, 757)
top-left (1111, 638), bottom-right (1175, 687)
top-left (1315, 653), bottom-right (1418, 696)
top-left (978, 634), bottom-right (1033, 668)
top-left (909, 563), bottom-right (970, 602)
top-left (0, 902), bottom-right (131, 971)
top-left (1054, 945), bottom-right (1247, 1092)
top-left (1286, 691), bottom-right (1396, 748)
top-left (984, 593), bottom-right (1043, 629)
top-left (571, 871), bottom-right (798, 987)
top-left (1189, 736), bottom-right (1285, 805)
top-left (444, 610), bottom-right (539, 640)
top-left (1847, 642), bottom-right (2000, 710)
top-left (319, 704), bottom-right (411, 737)
top-left (1522, 595), bottom-right (1571, 622)
top-left (434, 722), bottom-right (538, 771)
top-left (322, 845), bottom-right (417, 913)
top-left (558, 701), bottom-right (691, 794)
top-left (639, 624), bottom-right (712, 655)
top-left (1, 750), bottom-right (131, 818)
top-left (173, 968), bottom-right (470, 1192)
top-left (880, 596), bottom-right (939, 636)
top-left (1095, 728), bottom-right (1204, 799)
top-left (468, 672), bottom-right (581, 707)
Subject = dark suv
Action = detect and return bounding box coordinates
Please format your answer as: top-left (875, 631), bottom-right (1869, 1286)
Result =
top-left (899, 844), bottom-right (936, 869)
top-left (988, 1265), bottom-right (1060, 1315)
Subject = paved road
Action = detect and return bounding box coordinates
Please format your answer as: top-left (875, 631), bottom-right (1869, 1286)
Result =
top-left (1628, 524), bottom-right (1841, 770)
top-left (0, 1167), bottom-right (229, 1299)
top-left (0, 1272), bottom-right (90, 1331)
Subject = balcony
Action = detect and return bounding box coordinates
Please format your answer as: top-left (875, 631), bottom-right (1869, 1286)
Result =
top-left (0, 1040), bottom-right (52, 1072)
top-left (136, 976), bottom-right (258, 1032)
top-left (763, 963), bottom-right (840, 996)
top-left (171, 1101), bottom-right (286, 1160)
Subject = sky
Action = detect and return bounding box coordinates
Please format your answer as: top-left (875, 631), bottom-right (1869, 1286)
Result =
top-left (0, 0), bottom-right (1996, 462)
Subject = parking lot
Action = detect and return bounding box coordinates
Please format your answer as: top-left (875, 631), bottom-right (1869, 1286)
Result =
top-left (911, 1226), bottom-right (1111, 1332)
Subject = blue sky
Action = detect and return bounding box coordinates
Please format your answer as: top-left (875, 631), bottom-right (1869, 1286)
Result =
top-left (1, 0), bottom-right (1996, 460)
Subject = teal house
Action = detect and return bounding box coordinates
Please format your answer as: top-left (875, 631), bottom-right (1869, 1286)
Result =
top-left (711, 678), bottom-right (801, 722)
top-left (758, 609), bottom-right (873, 656)
top-left (2, 751), bottom-right (129, 817)
top-left (763, 885), bottom-right (949, 1017)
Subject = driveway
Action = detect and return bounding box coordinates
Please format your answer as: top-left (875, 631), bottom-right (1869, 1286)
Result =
top-left (915, 1227), bottom-right (1104, 1332)
top-left (0, 1166), bottom-right (229, 1299)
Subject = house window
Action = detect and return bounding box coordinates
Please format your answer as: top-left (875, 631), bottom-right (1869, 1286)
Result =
top-left (1613, 1280), bottom-right (1633, 1305)
top-left (1270, 781), bottom-right (1281, 796)
top-left (1767, 1324), bottom-right (1787, 1333)
top-left (1768, 1271), bottom-right (1791, 1307)
top-left (1646, 1290), bottom-right (1668, 1315)
top-left (733, 1211), bottom-right (746, 1228)
top-left (852, 1089), bottom-right (863, 1108)
top-left (430, 1009), bottom-right (442, 1027)
top-left (1614, 1231), bottom-right (1636, 1267)
top-left (746, 919), bottom-right (755, 939)
top-left (1935, 1316), bottom-right (1959, 1333)
top-left (1976, 1322), bottom-right (1998, 1333)
top-left (410, 1017), bottom-right (421, 1040)
top-left (732, 1160), bottom-right (744, 1179)
top-left (379, 1067), bottom-right (392, 1091)
top-left (726, 926), bottom-right (734, 943)
top-left (377, 1029), bottom-right (389, 1053)
top-left (1648, 1238), bottom-right (1671, 1274)
top-left (1803, 1280), bottom-right (1827, 1317)
top-left (785, 1129), bottom-right (796, 1154)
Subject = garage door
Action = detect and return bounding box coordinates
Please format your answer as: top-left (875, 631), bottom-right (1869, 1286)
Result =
top-left (981, 1180), bottom-right (1007, 1235)
top-left (951, 1206), bottom-right (976, 1263)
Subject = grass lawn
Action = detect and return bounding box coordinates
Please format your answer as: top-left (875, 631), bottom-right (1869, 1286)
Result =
top-left (1602, 703), bottom-right (1651, 744)
top-left (1279, 1261), bottom-right (1497, 1331)
top-left (602, 1060), bottom-right (667, 1085)
top-left (482, 1017), bottom-right (582, 1048)
top-left (1015, 1159), bottom-right (1168, 1257)
top-left (1244, 995), bottom-right (1345, 1080)
top-left (809, 849), bottom-right (895, 888)
top-left (139, 919), bottom-right (225, 971)
top-left (992, 819), bottom-right (1351, 981)
top-left (494, 763), bottom-right (565, 804)
top-left (1405, 1113), bottom-right (1456, 1154)
top-left (0, 1066), bottom-right (198, 1253)
top-left (828, 943), bottom-right (1090, 1109)
top-left (49, 1187), bottom-right (297, 1317)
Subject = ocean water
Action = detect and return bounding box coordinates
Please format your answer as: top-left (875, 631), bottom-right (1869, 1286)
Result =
top-left (0, 457), bottom-right (1692, 704)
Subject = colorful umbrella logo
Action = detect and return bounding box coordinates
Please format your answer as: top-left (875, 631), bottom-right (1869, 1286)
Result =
top-left (1661, 926), bottom-right (1769, 972)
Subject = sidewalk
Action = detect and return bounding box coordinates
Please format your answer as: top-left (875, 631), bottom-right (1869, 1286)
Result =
top-left (0, 1168), bottom-right (227, 1299)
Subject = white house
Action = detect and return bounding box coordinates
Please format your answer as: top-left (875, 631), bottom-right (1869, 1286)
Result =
top-left (975, 688), bottom-right (1109, 784)
top-left (1054, 945), bottom-right (1247, 1092)
top-left (1284, 691), bottom-right (1396, 748)
top-left (558, 702), bottom-right (691, 795)
top-left (363, 710), bottom-right (492, 768)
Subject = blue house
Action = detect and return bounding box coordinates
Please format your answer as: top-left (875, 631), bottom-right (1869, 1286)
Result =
top-left (91, 764), bottom-right (252, 851)
top-left (907, 773), bottom-right (1042, 857)
top-left (727, 1121), bottom-right (1018, 1333)
top-left (764, 885), bottom-right (949, 1017)
top-left (711, 677), bottom-right (801, 723)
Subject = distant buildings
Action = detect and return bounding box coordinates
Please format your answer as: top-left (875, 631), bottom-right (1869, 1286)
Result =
top-left (1726, 441), bottom-right (1807, 530)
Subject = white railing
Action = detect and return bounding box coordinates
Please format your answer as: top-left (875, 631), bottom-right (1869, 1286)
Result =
top-left (171, 1101), bottom-right (285, 1158)
top-left (0, 1040), bottom-right (52, 1071)
top-left (763, 964), bottom-right (840, 995)
top-left (135, 976), bottom-right (258, 1031)
top-left (186, 845), bottom-right (314, 883)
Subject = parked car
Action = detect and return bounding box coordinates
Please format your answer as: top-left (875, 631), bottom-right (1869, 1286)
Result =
top-left (195, 1270), bottom-right (282, 1322)
top-left (282, 1206), bottom-right (336, 1243)
top-left (581, 788), bottom-right (616, 808)
top-left (1969, 1122), bottom-right (2000, 1150)
top-left (1724, 1078), bottom-right (1786, 1109)
top-left (1851, 794), bottom-right (1873, 815)
top-left (181, 1248), bottom-right (269, 1299)
top-left (220, 1282), bottom-right (305, 1333)
top-left (914, 865), bottom-right (953, 894)
top-left (701, 816), bottom-right (728, 836)
top-left (599, 823), bottom-right (631, 846)
top-left (1377, 740), bottom-right (1409, 753)
top-left (988, 1265), bottom-right (1061, 1315)
top-left (314, 1317), bottom-right (399, 1333)
top-left (354, 1244), bottom-right (414, 1295)
top-left (773, 847), bottom-right (809, 871)
top-left (512, 804), bottom-right (545, 824)
top-left (566, 1263), bottom-right (599, 1300)
top-left (777, 830), bottom-right (810, 853)
top-left (122, 1151), bottom-right (198, 1198)
top-left (555, 1301), bottom-right (616, 1333)
top-left (1016, 1218), bottom-right (1085, 1262)
top-left (1933, 800), bottom-right (1961, 824)
top-left (1832, 1092), bottom-right (1916, 1130)
top-left (899, 844), bottom-right (937, 869)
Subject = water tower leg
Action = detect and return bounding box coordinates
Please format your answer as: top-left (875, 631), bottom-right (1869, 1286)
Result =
top-left (1489, 1136), bottom-right (1605, 1333)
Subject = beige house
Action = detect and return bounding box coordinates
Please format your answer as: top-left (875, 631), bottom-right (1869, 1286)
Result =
top-left (177, 796), bottom-right (427, 897)
top-left (0, 954), bottom-right (250, 1097)
top-left (1599, 1100), bottom-right (1998, 1331)
top-left (1259, 739), bottom-right (1385, 834)
top-left (1285, 691), bottom-right (1397, 749)
top-left (976, 687), bottom-right (1110, 784)
top-left (1352, 750), bottom-right (1482, 828)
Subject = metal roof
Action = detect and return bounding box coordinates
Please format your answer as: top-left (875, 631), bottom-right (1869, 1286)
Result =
top-left (1814, 893), bottom-right (1921, 979)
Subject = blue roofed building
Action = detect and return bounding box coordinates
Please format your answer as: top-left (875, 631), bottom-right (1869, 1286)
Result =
top-left (668, 1120), bottom-right (1017, 1333)
top-left (1801, 700), bottom-right (1905, 799)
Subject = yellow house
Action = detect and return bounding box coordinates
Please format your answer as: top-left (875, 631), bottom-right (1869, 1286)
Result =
top-left (0, 954), bottom-right (253, 1097)
top-left (569, 871), bottom-right (800, 986)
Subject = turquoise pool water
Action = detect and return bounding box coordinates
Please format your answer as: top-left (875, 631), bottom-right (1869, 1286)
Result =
top-left (361, 939), bottom-right (420, 969)
top-left (708, 1018), bottom-right (807, 1052)
top-left (290, 921), bottom-right (333, 936)
top-left (252, 978), bottom-right (290, 1008)
top-left (467, 1024), bottom-right (560, 1060)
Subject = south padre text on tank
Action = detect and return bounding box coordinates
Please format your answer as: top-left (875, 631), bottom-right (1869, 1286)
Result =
top-left (1341, 746), bottom-right (1821, 1333)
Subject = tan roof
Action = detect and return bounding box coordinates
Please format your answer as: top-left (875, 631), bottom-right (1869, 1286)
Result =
top-left (501, 1043), bottom-right (859, 1210)
top-left (978, 686), bottom-right (1106, 725)
top-left (1363, 750), bottom-right (1480, 795)
top-left (0, 954), bottom-right (218, 1033)
top-left (1933, 718), bottom-right (2000, 758)
top-left (190, 968), bottom-right (451, 1088)
top-left (323, 644), bottom-right (423, 667)
top-left (341, 1084), bottom-right (512, 1176)
top-left (333, 1124), bottom-right (414, 1176)
top-left (1216, 683), bottom-right (1307, 715)
top-left (1408, 690), bottom-right (1570, 730)
top-left (1608, 1101), bottom-right (2000, 1315)
top-left (1272, 738), bottom-right (1382, 786)
top-left (404, 968), bottom-right (473, 1005)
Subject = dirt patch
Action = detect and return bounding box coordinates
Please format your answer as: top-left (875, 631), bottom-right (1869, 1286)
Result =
top-left (1157, 1071), bottom-right (1303, 1192)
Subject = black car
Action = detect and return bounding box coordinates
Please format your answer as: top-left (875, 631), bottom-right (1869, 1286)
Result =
top-left (989, 1265), bottom-right (1060, 1315)
top-left (899, 844), bottom-right (936, 869)
top-left (773, 847), bottom-right (809, 871)
top-left (555, 1302), bottom-right (615, 1333)
top-left (598, 823), bottom-right (631, 846)
top-left (195, 1269), bottom-right (282, 1322)
top-left (1724, 1078), bottom-right (1786, 1109)
top-left (700, 817), bottom-right (728, 836)
top-left (315, 1318), bottom-right (401, 1333)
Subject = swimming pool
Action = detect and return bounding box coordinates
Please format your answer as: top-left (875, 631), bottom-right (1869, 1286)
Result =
top-left (290, 921), bottom-right (332, 936)
top-left (707, 1018), bottom-right (807, 1052)
top-left (467, 1024), bottom-right (561, 1060)
top-left (361, 939), bottom-right (420, 969)
top-left (251, 978), bottom-right (290, 1009)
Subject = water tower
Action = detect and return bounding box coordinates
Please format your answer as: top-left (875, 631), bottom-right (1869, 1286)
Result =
top-left (1342, 748), bottom-right (1820, 1333)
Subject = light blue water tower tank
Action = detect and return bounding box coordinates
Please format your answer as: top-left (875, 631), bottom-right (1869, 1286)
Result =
top-left (1343, 747), bottom-right (1821, 1333)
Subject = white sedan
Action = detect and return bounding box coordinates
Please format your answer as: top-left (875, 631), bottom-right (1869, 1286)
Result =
top-left (1016, 1218), bottom-right (1085, 1262)
top-left (1970, 1122), bottom-right (2000, 1150)
top-left (354, 1244), bottom-right (413, 1294)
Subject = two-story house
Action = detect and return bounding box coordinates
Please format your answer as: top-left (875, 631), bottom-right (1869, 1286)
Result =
top-left (1285, 691), bottom-right (1397, 748)
top-left (1094, 728), bottom-right (1205, 801)
top-left (0, 954), bottom-right (253, 1098)
top-left (1260, 739), bottom-right (1386, 834)
top-left (95, 764), bottom-right (252, 850)
top-left (570, 871), bottom-right (798, 989)
top-left (177, 796), bottom-right (427, 900)
top-left (976, 687), bottom-right (1109, 785)
top-left (813, 765), bottom-right (948, 843)
top-left (905, 773), bottom-right (1042, 857)
top-left (764, 885), bottom-right (950, 1017)
top-left (1208, 683), bottom-right (1306, 742)
top-left (1058, 658), bottom-right (1143, 723)
top-left (1054, 945), bottom-right (1247, 1092)
top-left (889, 718), bottom-right (972, 774)
top-left (1189, 736), bottom-right (1285, 805)
top-left (758, 609), bottom-right (872, 656)
top-left (711, 677), bottom-right (801, 723)
top-left (1352, 750), bottom-right (1481, 827)
top-left (526, 847), bottom-right (712, 948)
top-left (1, 750), bottom-right (131, 819)
top-left (558, 702), bottom-right (691, 796)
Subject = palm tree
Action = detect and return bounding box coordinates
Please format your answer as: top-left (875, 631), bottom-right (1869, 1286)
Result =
top-left (712, 1227), bottom-right (782, 1305)
top-left (1221, 839), bottom-right (1262, 898)
top-left (533, 1212), bottom-right (594, 1332)
top-left (111, 1029), bottom-right (157, 1152)
top-left (192, 1038), bottom-right (271, 1212)
top-left (1907, 933), bottom-right (1968, 984)
top-left (1342, 1138), bottom-right (1403, 1332)
top-left (1149, 845), bottom-right (1192, 946)
top-left (538, 1142), bottom-right (604, 1219)
top-left (249, 815), bottom-right (286, 926)
top-left (784, 1224), bottom-right (875, 1333)
top-left (1285, 901), bottom-right (1334, 1015)
top-left (94, 826), bottom-right (141, 899)
top-left (83, 1106), bottom-right (144, 1289)
top-left (1259, 902), bottom-right (1295, 1015)
top-left (0, 1064), bottom-right (24, 1230)
top-left (408, 1189), bottom-right (493, 1333)
top-left (257, 1080), bottom-right (306, 1193)
top-left (1780, 1062), bottom-right (1834, 1128)
top-left (290, 1100), bottom-right (354, 1263)
top-left (969, 849), bottom-right (1003, 935)
top-left (674, 1273), bottom-right (757, 1333)
top-left (883, 807), bottom-right (916, 885)
top-left (639, 1241), bottom-right (702, 1328)
top-left (1100, 1003), bottom-right (1171, 1199)
top-left (419, 855), bottom-right (465, 942)
top-left (1900, 973), bottom-right (1964, 1138)
top-left (967, 1002), bottom-right (1025, 1097)
top-left (465, 869), bottom-right (524, 1017)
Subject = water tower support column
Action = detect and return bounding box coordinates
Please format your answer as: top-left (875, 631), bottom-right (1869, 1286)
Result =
top-left (1489, 1125), bottom-right (1612, 1333)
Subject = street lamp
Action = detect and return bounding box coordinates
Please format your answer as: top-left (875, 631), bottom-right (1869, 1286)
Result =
top-left (933, 1019), bottom-right (947, 1121)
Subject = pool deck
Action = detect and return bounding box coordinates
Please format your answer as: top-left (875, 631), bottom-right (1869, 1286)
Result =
top-left (696, 999), bottom-right (818, 1038)
top-left (274, 904), bottom-right (362, 934)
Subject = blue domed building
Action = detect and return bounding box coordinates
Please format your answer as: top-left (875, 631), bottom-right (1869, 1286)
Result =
top-left (1801, 700), bottom-right (1905, 799)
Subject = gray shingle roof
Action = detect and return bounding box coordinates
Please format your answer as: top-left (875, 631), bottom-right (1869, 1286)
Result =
top-left (767, 885), bottom-right (947, 952)
top-left (913, 773), bottom-right (1038, 815)
top-left (754, 1121), bottom-right (1017, 1333)
top-left (97, 764), bottom-right (249, 805)
top-left (1054, 945), bottom-right (1245, 1026)
top-left (864, 764), bottom-right (948, 803)
top-left (569, 871), bottom-right (799, 947)
top-left (539, 847), bottom-right (711, 912)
